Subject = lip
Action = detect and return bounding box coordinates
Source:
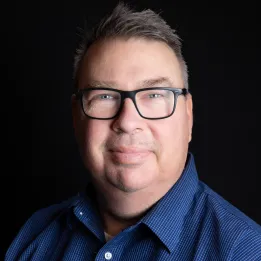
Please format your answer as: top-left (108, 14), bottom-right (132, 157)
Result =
top-left (109, 147), bottom-right (151, 164)
top-left (110, 147), bottom-right (150, 153)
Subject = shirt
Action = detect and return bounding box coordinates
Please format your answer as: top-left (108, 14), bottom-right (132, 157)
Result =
top-left (5, 152), bottom-right (261, 261)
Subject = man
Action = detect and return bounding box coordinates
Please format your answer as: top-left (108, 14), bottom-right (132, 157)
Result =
top-left (6, 2), bottom-right (261, 260)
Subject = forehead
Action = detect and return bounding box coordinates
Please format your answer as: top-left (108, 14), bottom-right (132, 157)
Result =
top-left (78, 38), bottom-right (183, 90)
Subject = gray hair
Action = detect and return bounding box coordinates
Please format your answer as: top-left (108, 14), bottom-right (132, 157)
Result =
top-left (73, 2), bottom-right (188, 89)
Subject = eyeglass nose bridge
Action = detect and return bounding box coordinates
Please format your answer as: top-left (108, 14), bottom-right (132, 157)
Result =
top-left (116, 90), bottom-right (141, 117)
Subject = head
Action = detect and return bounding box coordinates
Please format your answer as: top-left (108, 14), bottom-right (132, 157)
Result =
top-left (72, 3), bottom-right (193, 200)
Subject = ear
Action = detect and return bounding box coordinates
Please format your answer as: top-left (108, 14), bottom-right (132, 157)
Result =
top-left (185, 93), bottom-right (193, 142)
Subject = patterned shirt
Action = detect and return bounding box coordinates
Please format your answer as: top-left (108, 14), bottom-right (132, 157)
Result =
top-left (5, 153), bottom-right (261, 260)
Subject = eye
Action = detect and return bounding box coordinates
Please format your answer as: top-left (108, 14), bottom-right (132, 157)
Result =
top-left (98, 94), bottom-right (114, 100)
top-left (148, 93), bottom-right (163, 98)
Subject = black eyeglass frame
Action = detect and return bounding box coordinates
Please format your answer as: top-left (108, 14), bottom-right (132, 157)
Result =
top-left (74, 87), bottom-right (189, 120)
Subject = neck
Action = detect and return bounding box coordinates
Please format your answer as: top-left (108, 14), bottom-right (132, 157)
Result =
top-left (99, 207), bottom-right (144, 236)
top-left (94, 182), bottom-right (174, 236)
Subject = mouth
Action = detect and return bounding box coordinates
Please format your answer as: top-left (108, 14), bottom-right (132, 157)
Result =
top-left (108, 147), bottom-right (152, 165)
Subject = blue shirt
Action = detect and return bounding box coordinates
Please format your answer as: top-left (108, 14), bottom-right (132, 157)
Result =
top-left (5, 153), bottom-right (261, 260)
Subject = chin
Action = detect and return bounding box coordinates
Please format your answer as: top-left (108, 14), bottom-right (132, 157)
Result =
top-left (113, 182), bottom-right (145, 193)
top-left (88, 154), bottom-right (160, 196)
top-left (108, 173), bottom-right (157, 194)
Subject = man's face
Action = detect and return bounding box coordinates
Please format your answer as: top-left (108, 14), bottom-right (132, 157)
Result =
top-left (73, 38), bottom-right (193, 194)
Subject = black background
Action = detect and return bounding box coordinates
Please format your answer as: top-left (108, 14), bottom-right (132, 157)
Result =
top-left (3, 0), bottom-right (260, 257)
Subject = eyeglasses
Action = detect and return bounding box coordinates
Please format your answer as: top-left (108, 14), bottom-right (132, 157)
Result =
top-left (74, 87), bottom-right (188, 120)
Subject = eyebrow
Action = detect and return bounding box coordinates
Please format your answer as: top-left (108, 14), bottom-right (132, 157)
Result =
top-left (85, 77), bottom-right (175, 89)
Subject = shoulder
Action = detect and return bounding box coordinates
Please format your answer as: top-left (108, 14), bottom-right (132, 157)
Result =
top-left (198, 181), bottom-right (261, 260)
top-left (5, 195), bottom-right (80, 261)
top-left (200, 181), bottom-right (261, 233)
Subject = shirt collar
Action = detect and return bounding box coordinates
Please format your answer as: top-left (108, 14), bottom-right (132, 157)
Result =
top-left (72, 184), bottom-right (106, 241)
top-left (141, 152), bottom-right (199, 253)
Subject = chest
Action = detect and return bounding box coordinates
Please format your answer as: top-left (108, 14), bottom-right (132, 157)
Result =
top-left (46, 228), bottom-right (227, 261)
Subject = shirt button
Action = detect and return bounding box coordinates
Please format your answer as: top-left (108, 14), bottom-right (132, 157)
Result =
top-left (104, 252), bottom-right (112, 260)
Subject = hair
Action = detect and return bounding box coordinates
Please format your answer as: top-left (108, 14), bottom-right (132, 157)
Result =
top-left (73, 2), bottom-right (188, 89)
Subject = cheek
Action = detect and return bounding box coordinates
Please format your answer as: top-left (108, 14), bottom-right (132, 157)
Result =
top-left (85, 121), bottom-right (109, 150)
top-left (151, 114), bottom-right (189, 162)
top-left (79, 120), bottom-right (110, 166)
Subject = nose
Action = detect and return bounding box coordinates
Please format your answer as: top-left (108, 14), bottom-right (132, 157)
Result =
top-left (111, 98), bottom-right (145, 134)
